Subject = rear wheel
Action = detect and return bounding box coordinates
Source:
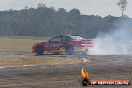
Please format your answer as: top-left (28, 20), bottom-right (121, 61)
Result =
top-left (65, 45), bottom-right (74, 55)
top-left (36, 45), bottom-right (44, 55)
top-left (82, 49), bottom-right (89, 55)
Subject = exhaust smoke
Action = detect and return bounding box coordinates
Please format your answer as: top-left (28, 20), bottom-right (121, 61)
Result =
top-left (89, 18), bottom-right (132, 55)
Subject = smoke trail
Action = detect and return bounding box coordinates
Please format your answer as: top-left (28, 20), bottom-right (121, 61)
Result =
top-left (90, 18), bottom-right (132, 55)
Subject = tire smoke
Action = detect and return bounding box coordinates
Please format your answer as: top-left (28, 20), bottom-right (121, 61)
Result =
top-left (90, 18), bottom-right (132, 55)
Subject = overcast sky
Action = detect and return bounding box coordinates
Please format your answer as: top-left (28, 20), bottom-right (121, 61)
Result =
top-left (0, 0), bottom-right (131, 17)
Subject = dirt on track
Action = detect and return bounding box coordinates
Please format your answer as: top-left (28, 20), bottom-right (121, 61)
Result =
top-left (0, 55), bottom-right (132, 88)
top-left (0, 38), bottom-right (132, 88)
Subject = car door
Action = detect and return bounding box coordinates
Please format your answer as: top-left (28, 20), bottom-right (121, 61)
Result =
top-left (47, 36), bottom-right (64, 53)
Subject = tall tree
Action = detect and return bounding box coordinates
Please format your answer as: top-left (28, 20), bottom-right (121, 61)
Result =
top-left (117, 0), bottom-right (128, 16)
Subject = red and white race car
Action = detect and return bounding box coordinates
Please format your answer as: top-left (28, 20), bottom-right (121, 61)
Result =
top-left (32, 35), bottom-right (94, 55)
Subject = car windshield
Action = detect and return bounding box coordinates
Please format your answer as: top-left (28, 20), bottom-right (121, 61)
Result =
top-left (71, 36), bottom-right (85, 40)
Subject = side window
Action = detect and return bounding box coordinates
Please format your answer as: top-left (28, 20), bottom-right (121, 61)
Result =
top-left (63, 36), bottom-right (72, 41)
top-left (50, 37), bottom-right (62, 42)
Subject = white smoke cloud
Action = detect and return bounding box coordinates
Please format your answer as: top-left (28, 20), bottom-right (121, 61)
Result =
top-left (90, 17), bottom-right (132, 55)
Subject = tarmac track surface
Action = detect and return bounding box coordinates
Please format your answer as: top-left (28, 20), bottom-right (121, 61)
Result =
top-left (0, 49), bottom-right (31, 56)
top-left (0, 56), bottom-right (132, 88)
top-left (0, 49), bottom-right (132, 88)
top-left (0, 64), bottom-right (82, 88)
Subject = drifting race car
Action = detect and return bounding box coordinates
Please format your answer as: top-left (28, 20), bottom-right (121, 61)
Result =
top-left (32, 35), bottom-right (94, 55)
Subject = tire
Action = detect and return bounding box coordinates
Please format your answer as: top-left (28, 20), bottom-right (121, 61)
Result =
top-left (65, 45), bottom-right (74, 55)
top-left (82, 49), bottom-right (89, 55)
top-left (36, 45), bottom-right (44, 55)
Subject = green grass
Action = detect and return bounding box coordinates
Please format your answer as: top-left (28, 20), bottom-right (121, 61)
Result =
top-left (0, 36), bottom-right (51, 50)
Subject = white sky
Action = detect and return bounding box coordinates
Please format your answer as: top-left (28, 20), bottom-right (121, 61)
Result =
top-left (0, 0), bottom-right (131, 17)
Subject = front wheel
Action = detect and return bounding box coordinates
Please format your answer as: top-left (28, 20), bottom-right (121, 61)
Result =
top-left (36, 45), bottom-right (44, 55)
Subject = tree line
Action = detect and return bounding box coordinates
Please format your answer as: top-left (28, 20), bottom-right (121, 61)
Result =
top-left (0, 3), bottom-right (129, 38)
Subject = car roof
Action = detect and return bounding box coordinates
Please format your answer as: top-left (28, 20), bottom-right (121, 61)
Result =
top-left (56, 35), bottom-right (79, 37)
